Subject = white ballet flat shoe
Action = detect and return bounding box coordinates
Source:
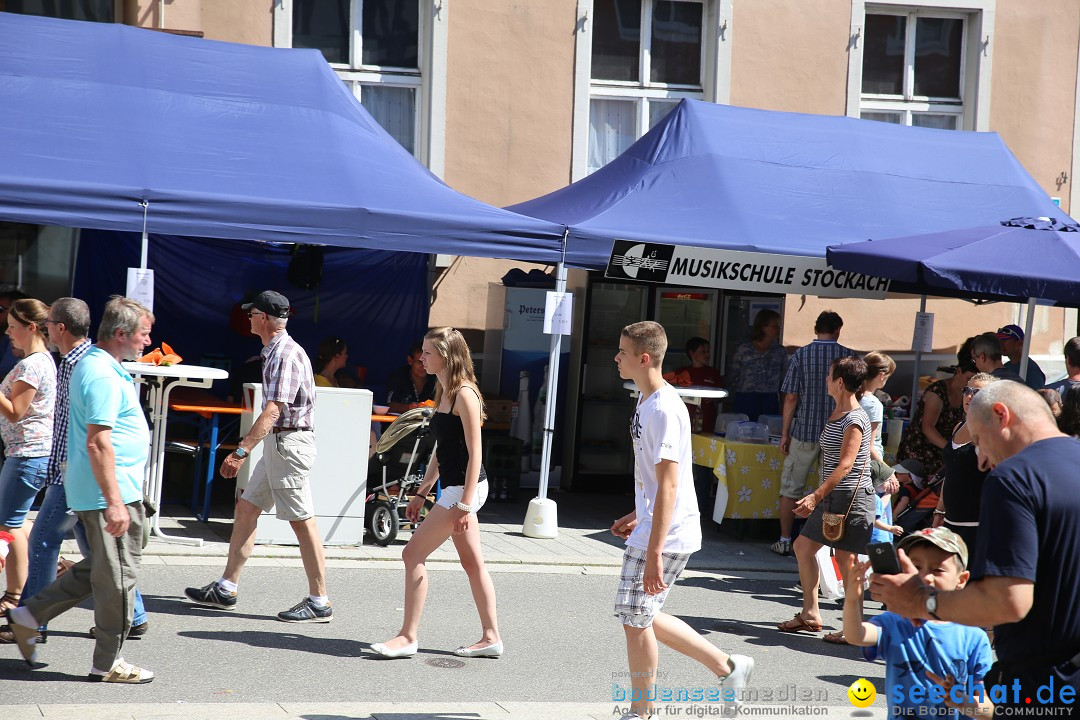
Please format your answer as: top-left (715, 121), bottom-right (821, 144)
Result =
top-left (452, 640), bottom-right (503, 658)
top-left (370, 641), bottom-right (418, 658)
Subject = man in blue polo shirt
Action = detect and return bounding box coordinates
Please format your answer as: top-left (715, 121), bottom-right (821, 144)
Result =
top-left (774, 311), bottom-right (854, 556)
top-left (7, 296), bottom-right (155, 684)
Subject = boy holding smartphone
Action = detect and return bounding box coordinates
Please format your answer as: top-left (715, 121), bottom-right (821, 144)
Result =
top-left (843, 528), bottom-right (994, 717)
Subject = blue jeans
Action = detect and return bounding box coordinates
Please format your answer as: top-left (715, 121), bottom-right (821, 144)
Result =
top-left (24, 483), bottom-right (146, 628)
top-left (0, 455), bottom-right (48, 527)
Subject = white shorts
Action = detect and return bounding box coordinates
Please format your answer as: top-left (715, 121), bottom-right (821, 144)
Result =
top-left (436, 480), bottom-right (489, 513)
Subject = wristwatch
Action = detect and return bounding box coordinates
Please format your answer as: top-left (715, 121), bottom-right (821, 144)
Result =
top-left (454, 501), bottom-right (474, 513)
top-left (233, 446), bottom-right (249, 459)
top-left (925, 588), bottom-right (942, 620)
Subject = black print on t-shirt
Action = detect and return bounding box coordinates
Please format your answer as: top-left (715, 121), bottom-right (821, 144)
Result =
top-left (631, 411), bottom-right (642, 440)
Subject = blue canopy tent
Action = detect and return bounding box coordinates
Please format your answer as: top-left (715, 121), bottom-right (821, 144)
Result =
top-left (511, 99), bottom-right (1070, 470)
top-left (827, 217), bottom-right (1080, 379)
top-left (510, 99), bottom-right (1065, 269)
top-left (0, 11), bottom-right (565, 260)
top-left (0, 12), bottom-right (571, 524)
top-left (826, 217), bottom-right (1080, 305)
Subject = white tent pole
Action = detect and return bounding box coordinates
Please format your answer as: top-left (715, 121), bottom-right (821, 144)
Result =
top-left (140, 199), bottom-right (149, 269)
top-left (1020, 297), bottom-right (1036, 379)
top-left (537, 260), bottom-right (567, 499)
top-left (523, 230), bottom-right (569, 539)
top-left (910, 295), bottom-right (927, 404)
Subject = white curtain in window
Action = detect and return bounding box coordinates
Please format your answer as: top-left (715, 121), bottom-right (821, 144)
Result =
top-left (860, 111), bottom-right (903, 124)
top-left (648, 99), bottom-right (679, 130)
top-left (589, 98), bottom-right (637, 174)
top-left (361, 85), bottom-right (417, 155)
top-left (912, 113), bottom-right (958, 130)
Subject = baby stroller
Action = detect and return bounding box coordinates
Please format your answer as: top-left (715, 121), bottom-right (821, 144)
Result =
top-left (365, 407), bottom-right (438, 546)
top-left (894, 471), bottom-right (945, 535)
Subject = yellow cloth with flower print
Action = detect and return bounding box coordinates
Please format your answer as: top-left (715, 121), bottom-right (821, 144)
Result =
top-left (690, 433), bottom-right (819, 520)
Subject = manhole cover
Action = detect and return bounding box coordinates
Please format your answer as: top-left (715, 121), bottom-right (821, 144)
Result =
top-left (425, 657), bottom-right (466, 669)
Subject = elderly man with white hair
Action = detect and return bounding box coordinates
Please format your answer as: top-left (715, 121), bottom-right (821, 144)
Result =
top-left (871, 381), bottom-right (1080, 712)
top-left (184, 290), bottom-right (330, 624)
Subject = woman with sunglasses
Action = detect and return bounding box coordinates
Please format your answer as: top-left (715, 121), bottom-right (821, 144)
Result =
top-left (933, 372), bottom-right (999, 551)
top-left (0, 298), bottom-right (55, 614)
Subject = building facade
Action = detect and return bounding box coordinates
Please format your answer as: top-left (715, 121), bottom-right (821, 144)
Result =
top-left (4, 0), bottom-right (1079, 482)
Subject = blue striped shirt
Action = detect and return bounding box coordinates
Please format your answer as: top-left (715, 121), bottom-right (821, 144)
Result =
top-left (46, 338), bottom-right (92, 485)
top-left (780, 339), bottom-right (856, 443)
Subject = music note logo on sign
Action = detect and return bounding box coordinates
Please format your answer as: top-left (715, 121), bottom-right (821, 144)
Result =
top-left (606, 241), bottom-right (674, 283)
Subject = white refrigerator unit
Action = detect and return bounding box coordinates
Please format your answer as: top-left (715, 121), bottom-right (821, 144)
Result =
top-left (237, 384), bottom-right (371, 545)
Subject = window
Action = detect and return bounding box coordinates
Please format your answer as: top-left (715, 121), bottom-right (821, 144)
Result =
top-left (587, 0), bottom-right (707, 173)
top-left (0, 222), bottom-right (78, 301)
top-left (1, 0), bottom-right (115, 22)
top-left (858, 9), bottom-right (968, 129)
top-left (276, 0), bottom-right (446, 170)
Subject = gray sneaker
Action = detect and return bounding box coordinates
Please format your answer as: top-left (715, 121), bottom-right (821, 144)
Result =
top-left (184, 582), bottom-right (237, 610)
top-left (277, 597), bottom-right (333, 623)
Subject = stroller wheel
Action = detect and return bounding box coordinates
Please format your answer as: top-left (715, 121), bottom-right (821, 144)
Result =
top-left (367, 500), bottom-right (399, 546)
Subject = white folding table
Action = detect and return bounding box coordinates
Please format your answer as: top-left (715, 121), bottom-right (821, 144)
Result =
top-left (122, 363), bottom-right (229, 546)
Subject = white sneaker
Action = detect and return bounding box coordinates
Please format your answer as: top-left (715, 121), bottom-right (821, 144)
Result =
top-left (720, 653), bottom-right (755, 715)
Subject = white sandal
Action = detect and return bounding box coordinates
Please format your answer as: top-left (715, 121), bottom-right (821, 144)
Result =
top-left (89, 659), bottom-right (155, 684)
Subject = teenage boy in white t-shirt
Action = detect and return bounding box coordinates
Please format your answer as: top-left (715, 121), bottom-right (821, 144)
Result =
top-left (611, 321), bottom-right (755, 719)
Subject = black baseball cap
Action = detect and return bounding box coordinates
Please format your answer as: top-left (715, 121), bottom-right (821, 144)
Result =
top-left (242, 290), bottom-right (290, 319)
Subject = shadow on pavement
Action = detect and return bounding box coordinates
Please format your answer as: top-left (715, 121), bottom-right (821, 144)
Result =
top-left (818, 673), bottom-right (868, 690)
top-left (142, 595), bottom-right (280, 623)
top-left (0, 659), bottom-right (79, 682)
top-left (178, 629), bottom-right (367, 657)
top-left (303, 715), bottom-right (485, 720)
top-left (675, 612), bottom-right (864, 662)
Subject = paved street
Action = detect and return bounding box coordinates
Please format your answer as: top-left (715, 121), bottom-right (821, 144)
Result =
top-left (0, 558), bottom-right (890, 718)
top-left (0, 491), bottom-right (896, 718)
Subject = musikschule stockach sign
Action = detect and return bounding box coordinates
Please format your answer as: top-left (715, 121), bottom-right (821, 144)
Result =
top-left (606, 241), bottom-right (890, 299)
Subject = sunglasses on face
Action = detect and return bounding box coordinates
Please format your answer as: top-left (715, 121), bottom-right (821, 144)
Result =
top-left (963, 386), bottom-right (980, 397)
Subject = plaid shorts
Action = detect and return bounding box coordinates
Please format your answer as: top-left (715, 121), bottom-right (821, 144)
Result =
top-left (614, 546), bottom-right (692, 628)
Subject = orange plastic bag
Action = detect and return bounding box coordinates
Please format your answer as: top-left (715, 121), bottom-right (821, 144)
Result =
top-left (136, 343), bottom-right (183, 366)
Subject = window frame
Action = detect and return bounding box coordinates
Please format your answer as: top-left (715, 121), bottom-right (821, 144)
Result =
top-left (4, 0), bottom-right (121, 22)
top-left (273, 0), bottom-right (447, 176)
top-left (846, 0), bottom-right (996, 132)
top-left (572, 0), bottom-right (733, 180)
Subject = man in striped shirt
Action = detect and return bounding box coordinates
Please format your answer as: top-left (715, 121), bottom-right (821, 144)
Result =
top-left (774, 311), bottom-right (854, 556)
top-left (185, 291), bottom-right (330, 623)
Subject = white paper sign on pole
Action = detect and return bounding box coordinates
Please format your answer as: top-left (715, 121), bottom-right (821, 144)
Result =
top-left (543, 291), bottom-right (573, 335)
top-left (126, 268), bottom-right (154, 312)
top-left (912, 312), bottom-right (934, 353)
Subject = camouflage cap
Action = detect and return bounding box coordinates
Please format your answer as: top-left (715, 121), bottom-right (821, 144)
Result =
top-left (898, 526), bottom-right (969, 569)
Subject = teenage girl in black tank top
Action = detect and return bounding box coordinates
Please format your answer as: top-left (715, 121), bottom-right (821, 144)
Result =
top-left (430, 387), bottom-right (488, 487)
top-left (371, 327), bottom-right (502, 660)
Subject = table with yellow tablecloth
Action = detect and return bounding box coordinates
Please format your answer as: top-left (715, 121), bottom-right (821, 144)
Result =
top-left (691, 434), bottom-right (804, 520)
top-left (691, 433), bottom-right (895, 521)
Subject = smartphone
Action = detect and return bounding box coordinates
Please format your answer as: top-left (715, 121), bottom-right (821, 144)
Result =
top-left (866, 542), bottom-right (903, 575)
